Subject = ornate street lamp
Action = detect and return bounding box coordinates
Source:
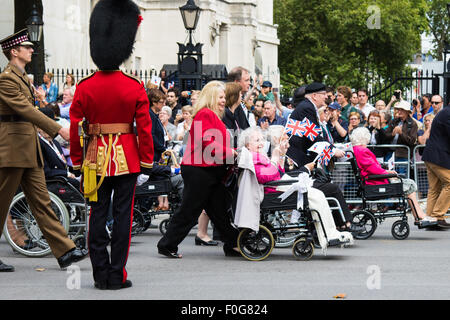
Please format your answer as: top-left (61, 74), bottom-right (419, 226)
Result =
top-left (177, 0), bottom-right (203, 91)
top-left (25, 2), bottom-right (44, 83)
top-left (179, 0), bottom-right (201, 31)
top-left (25, 3), bottom-right (43, 43)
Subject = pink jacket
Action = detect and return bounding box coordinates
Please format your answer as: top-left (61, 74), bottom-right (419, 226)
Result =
top-left (252, 152), bottom-right (284, 193)
top-left (353, 145), bottom-right (389, 185)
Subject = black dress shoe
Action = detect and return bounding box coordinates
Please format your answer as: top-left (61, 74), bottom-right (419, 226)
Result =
top-left (158, 247), bottom-right (182, 258)
top-left (108, 280), bottom-right (132, 290)
top-left (223, 247), bottom-right (242, 257)
top-left (195, 236), bottom-right (219, 246)
top-left (94, 281), bottom-right (108, 290)
top-left (0, 260), bottom-right (14, 272)
top-left (58, 247), bottom-right (88, 269)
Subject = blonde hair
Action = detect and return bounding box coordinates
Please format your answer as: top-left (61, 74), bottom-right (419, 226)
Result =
top-left (193, 81), bottom-right (226, 118)
top-left (181, 105), bottom-right (194, 114)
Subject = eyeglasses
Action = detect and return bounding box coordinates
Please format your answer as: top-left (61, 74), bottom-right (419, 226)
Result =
top-left (431, 101), bottom-right (441, 105)
top-left (349, 118), bottom-right (359, 121)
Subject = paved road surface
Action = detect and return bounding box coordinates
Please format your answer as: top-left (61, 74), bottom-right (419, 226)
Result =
top-left (1, 215), bottom-right (449, 301)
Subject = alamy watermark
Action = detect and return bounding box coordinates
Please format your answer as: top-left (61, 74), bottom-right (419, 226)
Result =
top-left (366, 265), bottom-right (381, 290)
top-left (66, 265), bottom-right (81, 290)
top-left (366, 5), bottom-right (381, 30)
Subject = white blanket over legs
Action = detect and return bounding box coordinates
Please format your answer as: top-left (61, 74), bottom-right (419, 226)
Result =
top-left (307, 187), bottom-right (354, 254)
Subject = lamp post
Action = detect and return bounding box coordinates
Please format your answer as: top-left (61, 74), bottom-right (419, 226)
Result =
top-left (177, 0), bottom-right (203, 91)
top-left (25, 2), bottom-right (43, 84)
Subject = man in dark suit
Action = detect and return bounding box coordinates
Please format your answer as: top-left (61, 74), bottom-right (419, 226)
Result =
top-left (37, 107), bottom-right (80, 189)
top-left (286, 82), bottom-right (345, 168)
top-left (422, 104), bottom-right (450, 228)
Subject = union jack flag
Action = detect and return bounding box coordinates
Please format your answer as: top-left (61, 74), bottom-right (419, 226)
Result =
top-left (301, 118), bottom-right (322, 141)
top-left (284, 118), bottom-right (305, 137)
top-left (318, 144), bottom-right (335, 166)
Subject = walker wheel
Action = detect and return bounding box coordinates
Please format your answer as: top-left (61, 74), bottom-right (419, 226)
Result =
top-left (292, 237), bottom-right (314, 261)
top-left (351, 210), bottom-right (377, 240)
top-left (391, 220), bottom-right (409, 240)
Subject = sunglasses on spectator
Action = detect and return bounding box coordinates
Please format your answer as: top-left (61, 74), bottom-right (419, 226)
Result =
top-left (431, 101), bottom-right (441, 105)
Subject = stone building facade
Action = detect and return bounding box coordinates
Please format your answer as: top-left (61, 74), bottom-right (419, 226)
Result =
top-left (0, 0), bottom-right (280, 84)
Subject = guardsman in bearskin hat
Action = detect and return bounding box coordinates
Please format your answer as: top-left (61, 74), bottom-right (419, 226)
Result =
top-left (69, 0), bottom-right (154, 290)
top-left (0, 29), bottom-right (87, 272)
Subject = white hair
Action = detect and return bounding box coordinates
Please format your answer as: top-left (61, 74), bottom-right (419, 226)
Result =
top-left (238, 126), bottom-right (265, 150)
top-left (263, 100), bottom-right (275, 108)
top-left (349, 126), bottom-right (371, 146)
top-left (161, 106), bottom-right (172, 117)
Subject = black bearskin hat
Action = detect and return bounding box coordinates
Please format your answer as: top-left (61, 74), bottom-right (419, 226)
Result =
top-left (89, 0), bottom-right (141, 70)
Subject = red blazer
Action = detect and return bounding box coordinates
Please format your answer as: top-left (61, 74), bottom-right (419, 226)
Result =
top-left (70, 71), bottom-right (154, 176)
top-left (182, 108), bottom-right (234, 167)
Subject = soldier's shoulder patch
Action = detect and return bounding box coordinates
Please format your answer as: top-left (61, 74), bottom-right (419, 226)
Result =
top-left (121, 71), bottom-right (142, 84)
top-left (77, 72), bottom-right (96, 85)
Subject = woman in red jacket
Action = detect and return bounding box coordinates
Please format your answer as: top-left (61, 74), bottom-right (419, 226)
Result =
top-left (157, 81), bottom-right (239, 258)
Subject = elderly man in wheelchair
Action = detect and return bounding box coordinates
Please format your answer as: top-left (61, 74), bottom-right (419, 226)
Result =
top-left (233, 127), bottom-right (354, 261)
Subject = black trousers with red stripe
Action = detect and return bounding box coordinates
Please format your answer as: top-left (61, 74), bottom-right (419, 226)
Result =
top-left (88, 173), bottom-right (138, 285)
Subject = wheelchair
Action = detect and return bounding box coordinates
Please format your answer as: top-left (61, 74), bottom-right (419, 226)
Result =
top-left (236, 178), bottom-right (353, 261)
top-left (348, 151), bottom-right (421, 240)
top-left (134, 177), bottom-right (182, 235)
top-left (3, 177), bottom-right (89, 257)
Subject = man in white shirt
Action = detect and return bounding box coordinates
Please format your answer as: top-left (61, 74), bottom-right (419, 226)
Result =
top-left (357, 88), bottom-right (375, 119)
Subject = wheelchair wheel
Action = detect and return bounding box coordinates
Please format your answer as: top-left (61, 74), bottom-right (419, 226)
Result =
top-left (131, 209), bottom-right (145, 236)
top-left (159, 218), bottom-right (171, 235)
top-left (3, 191), bottom-right (70, 257)
top-left (351, 210), bottom-right (377, 240)
top-left (292, 237), bottom-right (314, 261)
top-left (237, 225), bottom-right (274, 261)
top-left (391, 220), bottom-right (410, 240)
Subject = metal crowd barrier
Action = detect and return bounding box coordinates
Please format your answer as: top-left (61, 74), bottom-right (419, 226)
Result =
top-left (413, 145), bottom-right (428, 202)
top-left (331, 144), bottom-right (411, 204)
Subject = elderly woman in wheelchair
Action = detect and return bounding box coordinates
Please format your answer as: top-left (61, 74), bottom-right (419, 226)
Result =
top-left (233, 127), bottom-right (353, 261)
top-left (350, 127), bottom-right (438, 231)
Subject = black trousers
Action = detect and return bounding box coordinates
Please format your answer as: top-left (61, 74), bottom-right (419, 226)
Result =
top-left (313, 181), bottom-right (353, 226)
top-left (157, 165), bottom-right (239, 253)
top-left (88, 173), bottom-right (137, 285)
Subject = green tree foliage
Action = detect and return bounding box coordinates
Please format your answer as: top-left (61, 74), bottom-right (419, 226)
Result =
top-left (274, 0), bottom-right (428, 93)
top-left (425, 0), bottom-right (450, 60)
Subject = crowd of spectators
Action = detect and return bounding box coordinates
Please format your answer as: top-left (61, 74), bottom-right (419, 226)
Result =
top-left (31, 67), bottom-right (447, 243)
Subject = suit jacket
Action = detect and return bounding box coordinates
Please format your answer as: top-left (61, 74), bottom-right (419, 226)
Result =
top-left (422, 106), bottom-right (450, 170)
top-left (286, 98), bottom-right (326, 167)
top-left (149, 107), bottom-right (166, 162)
top-left (39, 136), bottom-right (69, 178)
top-left (0, 63), bottom-right (61, 168)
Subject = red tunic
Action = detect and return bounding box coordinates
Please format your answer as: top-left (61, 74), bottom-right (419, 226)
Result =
top-left (182, 108), bottom-right (234, 167)
top-left (70, 70), bottom-right (154, 176)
